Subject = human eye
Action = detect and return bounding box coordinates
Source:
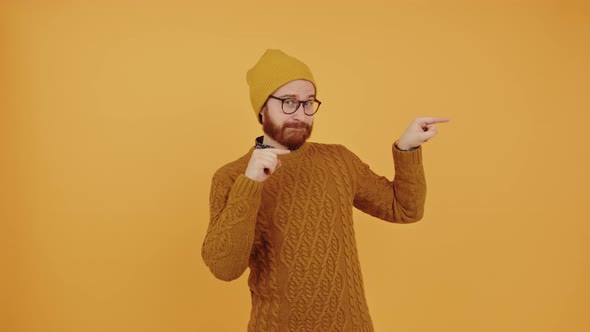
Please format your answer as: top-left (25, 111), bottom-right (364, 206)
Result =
top-left (284, 98), bottom-right (298, 106)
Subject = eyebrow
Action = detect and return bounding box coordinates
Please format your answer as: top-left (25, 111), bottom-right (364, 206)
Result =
top-left (278, 94), bottom-right (316, 99)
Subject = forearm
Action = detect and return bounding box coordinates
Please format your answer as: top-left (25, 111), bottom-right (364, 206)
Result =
top-left (391, 144), bottom-right (426, 223)
top-left (350, 144), bottom-right (426, 223)
top-left (202, 174), bottom-right (264, 281)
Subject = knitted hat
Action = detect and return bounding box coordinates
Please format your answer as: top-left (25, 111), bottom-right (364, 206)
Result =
top-left (246, 49), bottom-right (316, 123)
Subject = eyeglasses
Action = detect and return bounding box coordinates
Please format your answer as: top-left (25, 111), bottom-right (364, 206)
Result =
top-left (268, 95), bottom-right (322, 116)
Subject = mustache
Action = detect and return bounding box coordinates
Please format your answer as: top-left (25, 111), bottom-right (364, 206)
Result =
top-left (283, 121), bottom-right (309, 129)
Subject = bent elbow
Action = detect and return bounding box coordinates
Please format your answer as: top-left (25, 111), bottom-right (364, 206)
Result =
top-left (201, 239), bottom-right (250, 281)
top-left (395, 207), bottom-right (424, 224)
top-left (202, 252), bottom-right (247, 282)
top-left (402, 212), bottom-right (423, 224)
top-left (209, 264), bottom-right (246, 282)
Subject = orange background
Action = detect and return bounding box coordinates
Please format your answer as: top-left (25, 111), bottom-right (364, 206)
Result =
top-left (2, 1), bottom-right (589, 331)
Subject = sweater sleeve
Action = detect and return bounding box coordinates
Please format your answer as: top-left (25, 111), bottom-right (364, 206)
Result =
top-left (201, 172), bottom-right (264, 281)
top-left (343, 144), bottom-right (426, 223)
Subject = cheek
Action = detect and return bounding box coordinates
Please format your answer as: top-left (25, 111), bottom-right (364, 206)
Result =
top-left (264, 110), bottom-right (283, 126)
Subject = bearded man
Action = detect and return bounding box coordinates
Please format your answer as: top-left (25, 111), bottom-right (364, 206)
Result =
top-left (202, 49), bottom-right (449, 332)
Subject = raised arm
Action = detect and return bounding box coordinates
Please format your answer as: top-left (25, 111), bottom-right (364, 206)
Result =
top-left (346, 144), bottom-right (426, 223)
top-left (201, 148), bottom-right (289, 281)
top-left (348, 116), bottom-right (449, 223)
top-left (201, 172), bottom-right (263, 281)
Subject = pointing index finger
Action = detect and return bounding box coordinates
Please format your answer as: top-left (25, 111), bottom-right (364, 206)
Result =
top-left (264, 148), bottom-right (292, 155)
top-left (422, 117), bottom-right (451, 124)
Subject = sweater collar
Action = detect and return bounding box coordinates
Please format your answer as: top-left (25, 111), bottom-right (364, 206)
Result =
top-left (254, 136), bottom-right (305, 151)
top-left (253, 136), bottom-right (311, 160)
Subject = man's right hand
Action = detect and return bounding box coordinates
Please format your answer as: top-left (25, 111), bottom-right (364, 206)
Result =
top-left (245, 148), bottom-right (291, 182)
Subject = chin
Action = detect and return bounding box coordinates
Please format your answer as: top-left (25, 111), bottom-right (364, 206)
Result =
top-left (282, 135), bottom-right (309, 149)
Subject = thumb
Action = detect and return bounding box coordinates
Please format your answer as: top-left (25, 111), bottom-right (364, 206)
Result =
top-left (420, 128), bottom-right (438, 141)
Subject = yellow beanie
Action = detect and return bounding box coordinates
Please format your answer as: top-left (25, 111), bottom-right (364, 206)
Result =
top-left (246, 49), bottom-right (317, 123)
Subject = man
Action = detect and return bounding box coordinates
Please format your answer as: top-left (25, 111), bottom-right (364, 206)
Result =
top-left (202, 49), bottom-right (448, 331)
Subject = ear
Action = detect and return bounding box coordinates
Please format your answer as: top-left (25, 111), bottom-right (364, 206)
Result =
top-left (259, 105), bottom-right (267, 124)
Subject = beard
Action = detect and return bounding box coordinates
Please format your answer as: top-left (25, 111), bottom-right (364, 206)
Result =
top-left (262, 110), bottom-right (313, 150)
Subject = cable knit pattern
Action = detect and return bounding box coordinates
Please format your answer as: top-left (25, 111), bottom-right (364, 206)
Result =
top-left (202, 142), bottom-right (426, 331)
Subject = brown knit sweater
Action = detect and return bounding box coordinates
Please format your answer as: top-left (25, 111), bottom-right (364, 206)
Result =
top-left (202, 142), bottom-right (426, 332)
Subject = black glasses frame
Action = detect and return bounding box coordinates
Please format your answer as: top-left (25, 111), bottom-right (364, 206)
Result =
top-left (268, 95), bottom-right (322, 116)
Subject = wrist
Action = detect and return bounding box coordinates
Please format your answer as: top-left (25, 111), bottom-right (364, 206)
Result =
top-left (395, 141), bottom-right (418, 151)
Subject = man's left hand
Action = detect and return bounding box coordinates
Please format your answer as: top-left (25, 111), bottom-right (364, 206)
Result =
top-left (396, 117), bottom-right (450, 151)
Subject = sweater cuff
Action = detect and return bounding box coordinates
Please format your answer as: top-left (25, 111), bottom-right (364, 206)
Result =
top-left (392, 143), bottom-right (423, 166)
top-left (229, 174), bottom-right (265, 199)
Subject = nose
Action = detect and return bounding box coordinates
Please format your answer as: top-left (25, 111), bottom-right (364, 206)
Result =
top-left (291, 103), bottom-right (307, 121)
